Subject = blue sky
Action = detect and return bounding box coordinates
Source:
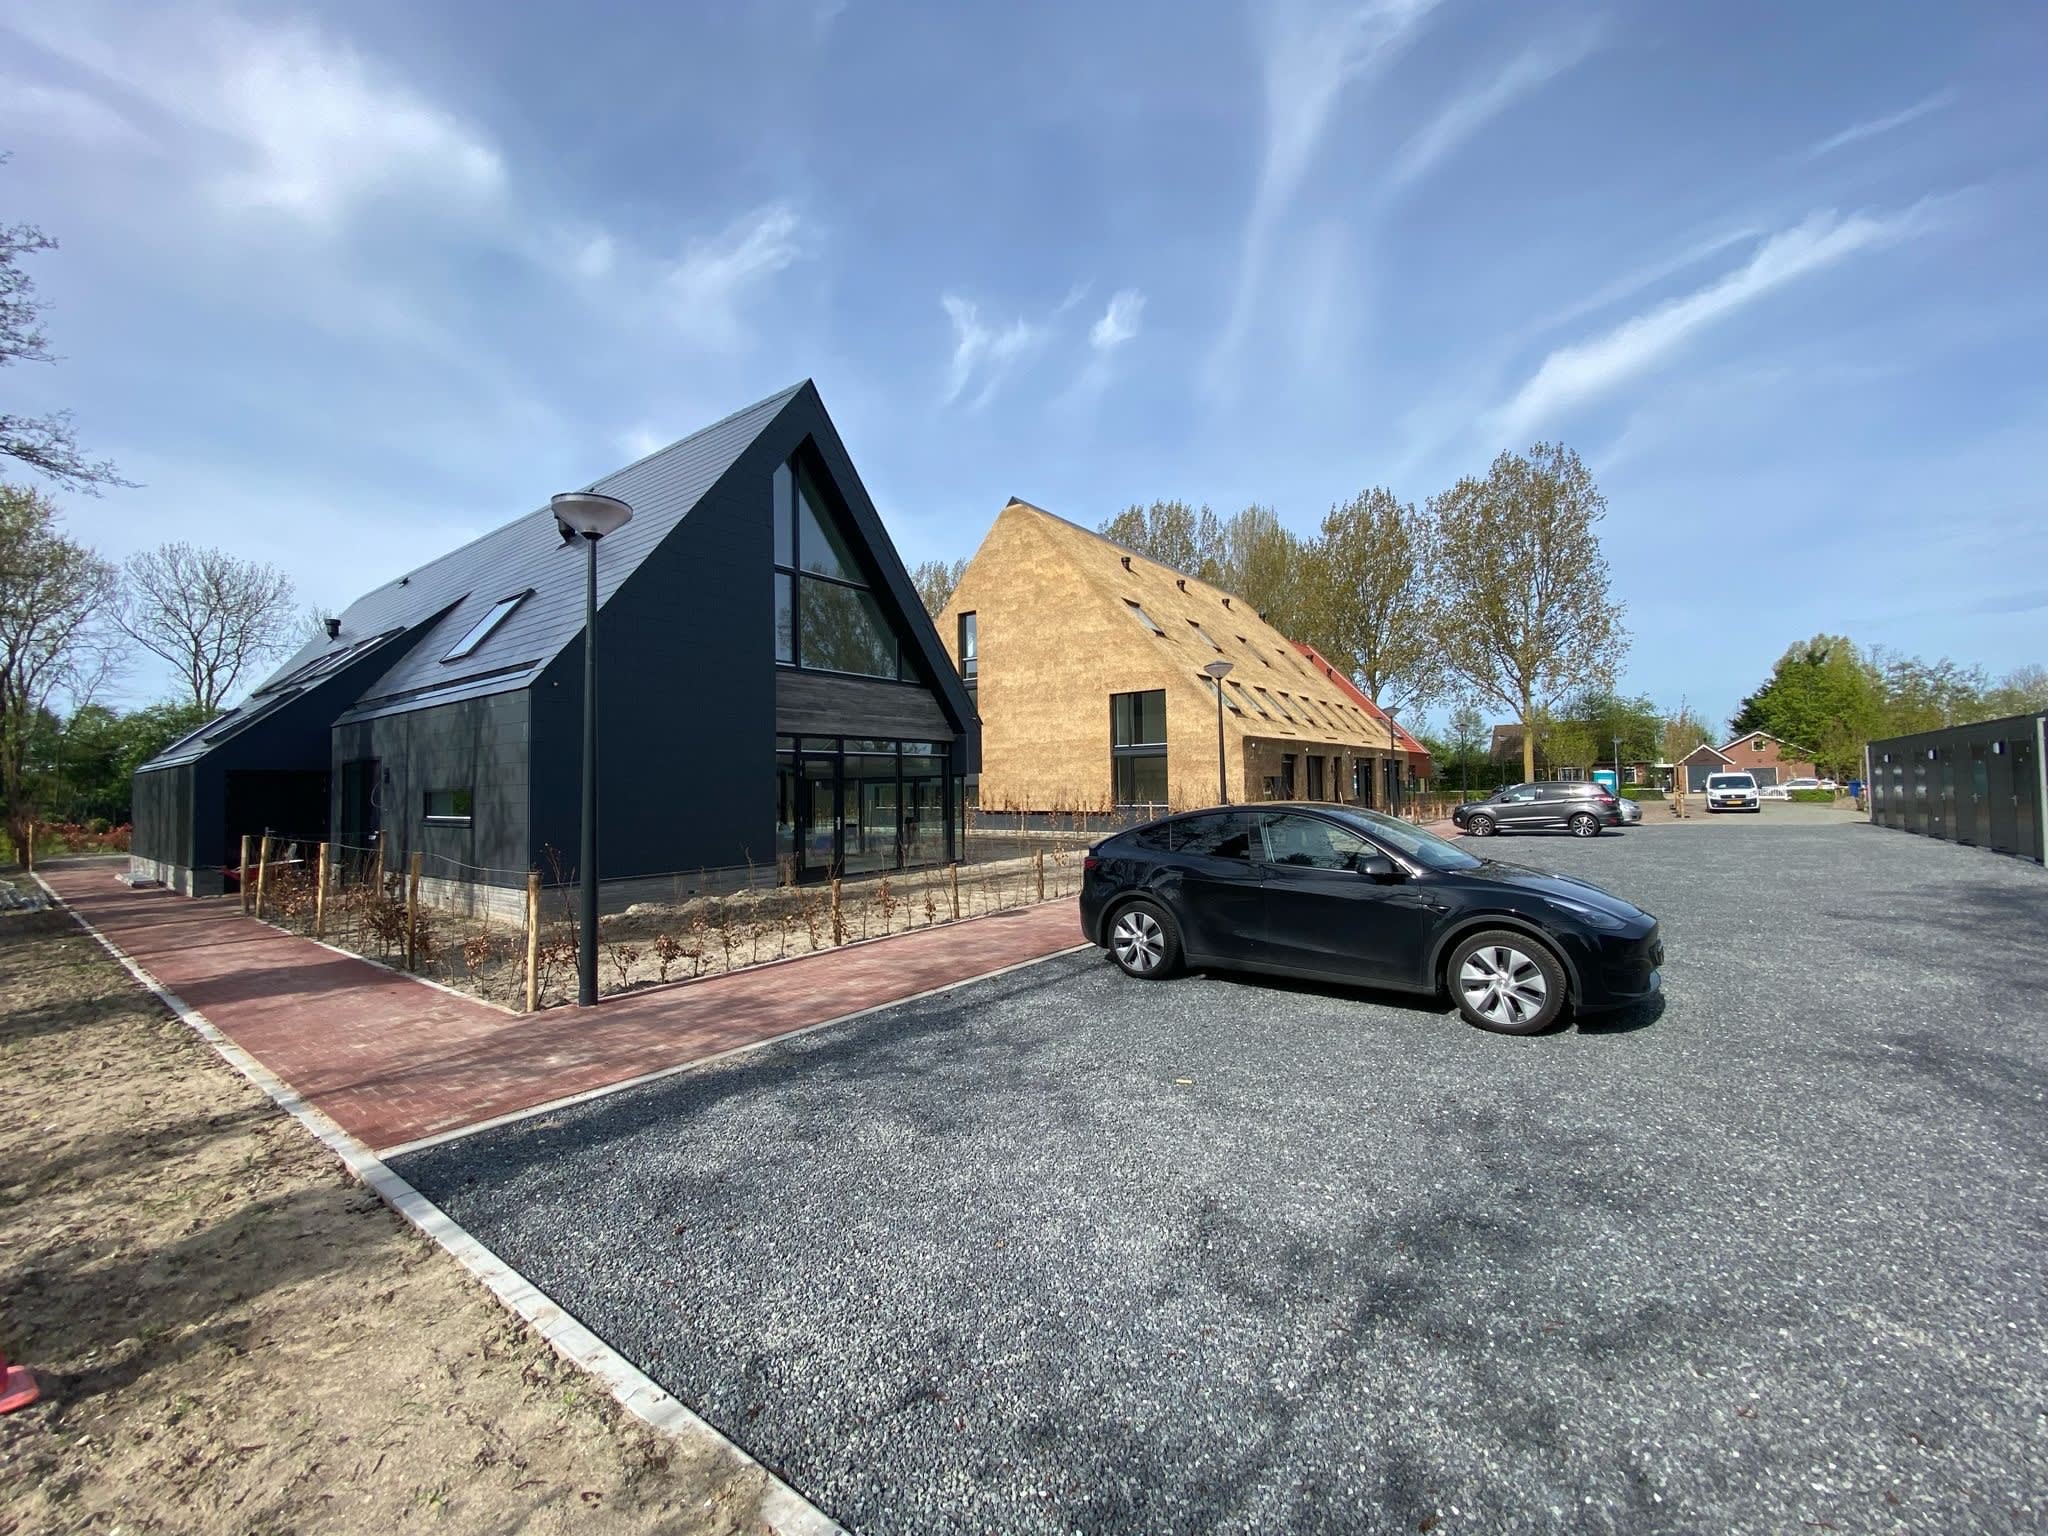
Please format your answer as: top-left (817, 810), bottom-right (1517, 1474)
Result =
top-left (4, 0), bottom-right (2044, 732)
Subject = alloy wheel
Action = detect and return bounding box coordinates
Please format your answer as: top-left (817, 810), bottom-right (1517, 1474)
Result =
top-left (1459, 945), bottom-right (1548, 1028)
top-left (1112, 909), bottom-right (1166, 974)
top-left (1570, 813), bottom-right (1599, 837)
top-left (1468, 814), bottom-right (1496, 837)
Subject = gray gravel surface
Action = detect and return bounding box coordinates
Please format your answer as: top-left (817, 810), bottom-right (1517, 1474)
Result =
top-left (396, 819), bottom-right (2047, 1534)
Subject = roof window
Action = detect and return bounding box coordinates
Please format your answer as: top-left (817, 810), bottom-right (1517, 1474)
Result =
top-left (1123, 599), bottom-right (1165, 636)
top-left (444, 592), bottom-right (531, 662)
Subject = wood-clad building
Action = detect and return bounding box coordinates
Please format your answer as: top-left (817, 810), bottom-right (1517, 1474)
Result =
top-left (132, 382), bottom-right (975, 897)
top-left (936, 499), bottom-right (1400, 812)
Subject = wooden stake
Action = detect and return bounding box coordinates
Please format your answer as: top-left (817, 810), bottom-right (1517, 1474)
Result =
top-left (239, 834), bottom-right (253, 912)
top-left (829, 878), bottom-right (844, 945)
top-left (23, 821), bottom-right (33, 874)
top-left (949, 862), bottom-right (960, 921)
top-left (314, 842), bottom-right (331, 939)
top-left (1034, 847), bottom-right (1045, 902)
top-left (254, 835), bottom-right (273, 920)
top-left (405, 851), bottom-right (422, 968)
top-left (524, 870), bottom-right (542, 1012)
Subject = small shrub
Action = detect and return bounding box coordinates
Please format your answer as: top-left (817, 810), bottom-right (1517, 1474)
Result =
top-left (652, 932), bottom-right (686, 983)
top-left (1620, 787), bottom-right (1666, 801)
top-left (1789, 788), bottom-right (1835, 803)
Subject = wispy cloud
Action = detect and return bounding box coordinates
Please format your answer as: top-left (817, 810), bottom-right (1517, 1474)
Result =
top-left (1805, 89), bottom-right (1955, 160)
top-left (0, 78), bottom-right (151, 148)
top-left (941, 294), bottom-right (1044, 408)
top-left (1389, 28), bottom-right (1603, 189)
top-left (11, 4), bottom-right (504, 226)
top-left (663, 205), bottom-right (806, 349)
top-left (1496, 204), bottom-right (1937, 439)
top-left (1209, 0), bottom-right (1444, 386)
top-left (1090, 289), bottom-right (1147, 352)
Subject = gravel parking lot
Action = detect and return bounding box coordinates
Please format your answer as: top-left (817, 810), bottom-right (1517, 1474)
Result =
top-left (396, 819), bottom-right (2047, 1534)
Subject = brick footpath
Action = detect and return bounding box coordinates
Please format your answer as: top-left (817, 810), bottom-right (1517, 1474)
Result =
top-left (39, 861), bottom-right (1085, 1153)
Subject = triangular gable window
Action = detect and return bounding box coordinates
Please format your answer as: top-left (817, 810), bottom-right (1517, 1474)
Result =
top-left (772, 453), bottom-right (919, 681)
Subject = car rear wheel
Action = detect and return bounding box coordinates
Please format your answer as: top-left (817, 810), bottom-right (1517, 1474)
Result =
top-left (1107, 899), bottom-right (1182, 979)
top-left (1569, 812), bottom-right (1601, 838)
top-left (1466, 812), bottom-right (1497, 837)
top-left (1449, 930), bottom-right (1566, 1035)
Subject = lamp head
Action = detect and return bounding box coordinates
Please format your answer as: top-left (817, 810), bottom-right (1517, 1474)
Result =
top-left (551, 491), bottom-right (635, 540)
top-left (1203, 659), bottom-right (1234, 680)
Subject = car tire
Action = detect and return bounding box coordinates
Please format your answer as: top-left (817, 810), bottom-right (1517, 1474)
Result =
top-left (1568, 812), bottom-right (1601, 838)
top-left (1466, 812), bottom-right (1497, 837)
top-left (1106, 899), bottom-right (1182, 980)
top-left (1448, 930), bottom-right (1567, 1035)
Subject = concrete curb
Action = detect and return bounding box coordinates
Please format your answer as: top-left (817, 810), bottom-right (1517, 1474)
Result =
top-left (31, 870), bottom-right (846, 1536)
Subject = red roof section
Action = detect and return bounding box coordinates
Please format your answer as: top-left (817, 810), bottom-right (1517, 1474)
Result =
top-left (1292, 640), bottom-right (1433, 769)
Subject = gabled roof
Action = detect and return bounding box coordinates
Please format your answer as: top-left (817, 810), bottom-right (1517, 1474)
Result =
top-left (1291, 640), bottom-right (1432, 764)
top-left (968, 500), bottom-right (1395, 753)
top-left (1718, 729), bottom-right (1814, 756)
top-left (250, 383), bottom-right (806, 722)
top-left (1681, 741), bottom-right (1734, 764)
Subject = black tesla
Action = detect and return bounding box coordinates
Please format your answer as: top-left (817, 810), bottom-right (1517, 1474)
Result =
top-left (1079, 803), bottom-right (1663, 1035)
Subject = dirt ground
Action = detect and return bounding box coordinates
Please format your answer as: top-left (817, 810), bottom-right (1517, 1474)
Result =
top-left (0, 890), bottom-right (794, 1535)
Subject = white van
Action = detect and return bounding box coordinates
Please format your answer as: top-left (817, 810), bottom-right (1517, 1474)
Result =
top-left (1704, 772), bottom-right (1761, 812)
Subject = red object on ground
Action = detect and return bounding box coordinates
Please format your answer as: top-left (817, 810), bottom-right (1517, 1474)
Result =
top-left (0, 1349), bottom-right (39, 1413)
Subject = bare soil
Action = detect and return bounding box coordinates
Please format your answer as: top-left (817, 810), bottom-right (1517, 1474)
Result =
top-left (0, 888), bottom-right (790, 1535)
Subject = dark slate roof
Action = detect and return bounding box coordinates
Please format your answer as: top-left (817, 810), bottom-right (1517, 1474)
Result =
top-left (245, 382), bottom-right (805, 725)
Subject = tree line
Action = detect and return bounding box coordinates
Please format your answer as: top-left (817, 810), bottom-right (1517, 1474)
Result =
top-left (918, 442), bottom-right (1626, 783)
top-left (1729, 635), bottom-right (2047, 778)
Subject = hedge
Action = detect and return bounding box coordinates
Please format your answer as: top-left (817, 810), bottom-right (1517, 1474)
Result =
top-left (1620, 787), bottom-right (1666, 801)
top-left (1789, 788), bottom-right (1835, 803)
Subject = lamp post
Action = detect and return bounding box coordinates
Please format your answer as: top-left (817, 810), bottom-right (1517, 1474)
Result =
top-left (551, 491), bottom-right (635, 1007)
top-left (1203, 660), bottom-right (1233, 803)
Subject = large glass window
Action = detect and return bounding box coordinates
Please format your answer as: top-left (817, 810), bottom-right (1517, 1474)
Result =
top-left (777, 736), bottom-right (955, 881)
top-left (443, 593), bottom-right (528, 662)
top-left (772, 453), bottom-right (910, 681)
top-left (1111, 688), bottom-right (1168, 806)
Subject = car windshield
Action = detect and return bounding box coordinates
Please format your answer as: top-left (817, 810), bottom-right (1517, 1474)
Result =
top-left (1330, 806), bottom-right (1482, 871)
top-left (1706, 774), bottom-right (1756, 790)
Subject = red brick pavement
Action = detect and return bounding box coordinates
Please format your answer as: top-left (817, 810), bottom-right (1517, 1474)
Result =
top-left (40, 862), bottom-right (1086, 1154)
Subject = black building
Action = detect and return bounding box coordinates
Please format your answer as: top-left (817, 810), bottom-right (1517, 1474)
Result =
top-left (1867, 711), bottom-right (2046, 863)
top-left (131, 382), bottom-right (978, 899)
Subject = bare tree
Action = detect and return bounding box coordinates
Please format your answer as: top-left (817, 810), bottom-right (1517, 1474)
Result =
top-left (2, 160), bottom-right (130, 492)
top-left (1429, 443), bottom-right (1626, 782)
top-left (0, 483), bottom-right (119, 858)
top-left (120, 542), bottom-right (297, 710)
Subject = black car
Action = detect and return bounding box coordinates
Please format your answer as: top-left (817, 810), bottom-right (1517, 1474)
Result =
top-left (1079, 804), bottom-right (1662, 1035)
top-left (1451, 781), bottom-right (1624, 838)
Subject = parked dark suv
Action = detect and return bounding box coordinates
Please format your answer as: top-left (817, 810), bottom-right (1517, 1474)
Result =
top-left (1450, 782), bottom-right (1624, 838)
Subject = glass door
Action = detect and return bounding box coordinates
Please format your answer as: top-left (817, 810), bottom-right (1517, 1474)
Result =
top-left (842, 747), bottom-right (899, 876)
top-left (801, 752), bottom-right (839, 878)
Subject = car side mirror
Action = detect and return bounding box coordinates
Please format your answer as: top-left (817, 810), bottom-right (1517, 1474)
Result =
top-left (1354, 851), bottom-right (1398, 880)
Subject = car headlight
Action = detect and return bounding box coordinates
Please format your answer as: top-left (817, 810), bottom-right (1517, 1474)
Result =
top-left (1544, 896), bottom-right (1628, 931)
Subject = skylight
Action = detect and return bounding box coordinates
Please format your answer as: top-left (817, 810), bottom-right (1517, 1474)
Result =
top-left (1264, 689), bottom-right (1297, 723)
top-left (1232, 682), bottom-right (1267, 716)
top-left (444, 592), bottom-right (530, 662)
top-left (1123, 599), bottom-right (1164, 636)
top-left (1199, 673), bottom-right (1242, 712)
top-left (1187, 619), bottom-right (1222, 652)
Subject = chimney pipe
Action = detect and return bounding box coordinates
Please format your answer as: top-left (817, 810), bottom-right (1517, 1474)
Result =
top-left (324, 617), bottom-right (341, 640)
top-left (1120, 555), bottom-right (1132, 571)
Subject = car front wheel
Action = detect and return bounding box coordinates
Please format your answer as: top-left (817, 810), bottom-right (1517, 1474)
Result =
top-left (1466, 812), bottom-right (1497, 837)
top-left (1449, 930), bottom-right (1567, 1035)
top-left (1107, 899), bottom-right (1182, 979)
top-left (1569, 812), bottom-right (1601, 837)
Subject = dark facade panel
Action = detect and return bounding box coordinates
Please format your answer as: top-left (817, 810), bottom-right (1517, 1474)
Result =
top-left (775, 670), bottom-right (952, 739)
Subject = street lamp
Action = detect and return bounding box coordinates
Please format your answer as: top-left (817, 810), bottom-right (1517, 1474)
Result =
top-left (1203, 660), bottom-right (1234, 803)
top-left (551, 490), bottom-right (635, 1007)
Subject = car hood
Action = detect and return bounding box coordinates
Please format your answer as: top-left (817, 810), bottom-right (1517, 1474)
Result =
top-left (1467, 860), bottom-right (1650, 922)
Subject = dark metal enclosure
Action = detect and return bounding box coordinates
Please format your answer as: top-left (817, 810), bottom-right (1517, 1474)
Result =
top-left (1867, 711), bottom-right (2046, 863)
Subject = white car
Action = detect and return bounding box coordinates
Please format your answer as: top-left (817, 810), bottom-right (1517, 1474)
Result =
top-left (1704, 771), bottom-right (1762, 812)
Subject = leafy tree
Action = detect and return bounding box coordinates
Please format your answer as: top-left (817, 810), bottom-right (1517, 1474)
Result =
top-left (1443, 700), bottom-right (1487, 797)
top-left (0, 483), bottom-right (119, 857)
top-left (51, 698), bottom-right (213, 823)
top-left (120, 542), bottom-right (298, 710)
top-left (909, 557), bottom-right (967, 619)
top-left (1983, 664), bottom-right (2048, 719)
top-left (1729, 635), bottom-right (1883, 777)
top-left (1309, 487), bottom-right (1442, 718)
top-left (1661, 700), bottom-right (1714, 764)
top-left (1870, 647), bottom-right (1987, 736)
top-left (3, 161), bottom-right (128, 491)
top-left (1212, 504), bottom-right (1308, 635)
top-left (1428, 443), bottom-right (1626, 781)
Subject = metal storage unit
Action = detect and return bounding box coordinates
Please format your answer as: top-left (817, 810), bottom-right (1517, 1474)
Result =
top-left (1867, 711), bottom-right (2046, 863)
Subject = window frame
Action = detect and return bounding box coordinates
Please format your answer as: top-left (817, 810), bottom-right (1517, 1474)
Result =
top-left (957, 611), bottom-right (978, 680)
top-left (442, 592), bottom-right (531, 664)
top-left (1122, 598), bottom-right (1165, 636)
top-left (771, 451), bottom-right (911, 683)
top-left (423, 787), bottom-right (475, 826)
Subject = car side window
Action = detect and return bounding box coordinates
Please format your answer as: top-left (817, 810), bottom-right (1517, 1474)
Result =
top-left (1256, 813), bottom-right (1371, 870)
top-left (1175, 812), bottom-right (1252, 861)
top-left (1503, 785), bottom-right (1538, 802)
top-left (1130, 821), bottom-right (1177, 853)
